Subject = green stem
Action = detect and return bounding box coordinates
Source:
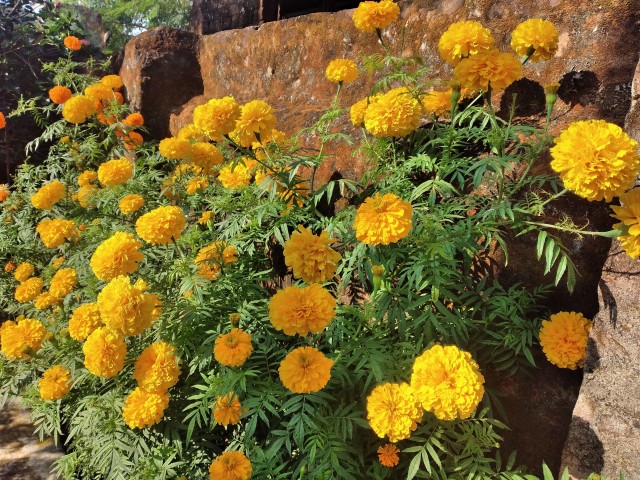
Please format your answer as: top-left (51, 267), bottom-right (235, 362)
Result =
top-left (524, 221), bottom-right (622, 238)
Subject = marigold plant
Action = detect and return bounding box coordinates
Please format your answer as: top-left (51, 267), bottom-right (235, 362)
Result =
top-left (539, 312), bottom-right (591, 369)
top-left (39, 365), bottom-right (72, 400)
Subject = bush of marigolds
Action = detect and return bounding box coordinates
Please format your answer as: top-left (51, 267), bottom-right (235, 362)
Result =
top-left (0, 2), bottom-right (637, 479)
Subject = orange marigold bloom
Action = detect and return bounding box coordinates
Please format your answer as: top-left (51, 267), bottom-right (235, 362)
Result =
top-left (352, 0), bottom-right (400, 33)
top-left (209, 451), bottom-right (252, 480)
top-left (363, 87), bottom-right (422, 138)
top-left (0, 112), bottom-right (5, 129)
top-left (83, 327), bottom-right (126, 378)
top-left (510, 19), bottom-right (559, 62)
top-left (14, 262), bottom-right (34, 283)
top-left (123, 112), bottom-right (144, 126)
top-left (77, 170), bottom-right (97, 187)
top-left (377, 443), bottom-right (400, 467)
top-left (353, 192), bottom-right (413, 245)
top-left (279, 346), bottom-right (333, 394)
top-left (97, 276), bottom-right (158, 337)
top-left (98, 158), bottom-right (133, 187)
top-left (198, 211), bottom-right (214, 225)
top-left (539, 311), bottom-right (591, 370)
top-left (39, 365), bottom-right (72, 400)
top-left (195, 242), bottom-right (238, 280)
top-left (31, 180), bottom-right (66, 210)
top-left (136, 205), bottom-right (186, 245)
top-left (611, 189), bottom-right (640, 259)
top-left (49, 267), bottom-right (77, 298)
top-left (90, 231), bottom-right (144, 281)
top-left (269, 284), bottom-right (336, 336)
top-left (367, 382), bottom-right (422, 442)
top-left (0, 318), bottom-right (47, 360)
top-left (422, 89), bottom-right (456, 117)
top-left (122, 387), bottom-right (170, 429)
top-left (100, 74), bottom-right (123, 90)
top-left (453, 50), bottom-right (523, 92)
top-left (187, 142), bottom-right (224, 174)
top-left (63, 35), bottom-right (82, 50)
top-left (36, 218), bottom-right (78, 248)
top-left (213, 393), bottom-right (243, 426)
top-left (438, 21), bottom-right (495, 66)
top-left (14, 276), bottom-right (44, 302)
top-left (283, 225), bottom-right (341, 283)
top-left (193, 96), bottom-right (241, 141)
top-left (218, 159), bottom-right (258, 189)
top-left (186, 176), bottom-right (209, 195)
top-left (68, 302), bottom-right (102, 341)
top-left (133, 341), bottom-right (181, 393)
top-left (4, 261), bottom-right (16, 273)
top-left (325, 59), bottom-right (358, 84)
top-left (49, 85), bottom-right (73, 104)
top-left (62, 95), bottom-right (96, 123)
top-left (0, 184), bottom-right (9, 202)
top-left (231, 100), bottom-right (277, 148)
top-left (159, 137), bottom-right (192, 159)
top-left (124, 131), bottom-right (143, 150)
top-left (119, 193), bottom-right (145, 215)
top-left (34, 292), bottom-right (60, 310)
top-left (214, 329), bottom-right (253, 367)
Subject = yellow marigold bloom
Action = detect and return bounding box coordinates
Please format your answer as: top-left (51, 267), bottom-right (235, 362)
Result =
top-left (178, 123), bottom-right (206, 142)
top-left (377, 443), bottom-right (400, 467)
top-left (186, 176), bottom-right (209, 195)
top-left (231, 100), bottom-right (277, 148)
top-left (187, 142), bottom-right (224, 174)
top-left (218, 159), bottom-right (258, 189)
top-left (159, 137), bottom-right (192, 160)
top-left (214, 328), bottom-right (253, 367)
top-left (85, 83), bottom-right (115, 104)
top-left (354, 192), bottom-right (412, 245)
top-left (195, 242), bottom-right (238, 280)
top-left (97, 158), bottom-right (133, 187)
top-left (269, 284), bottom-right (336, 336)
top-left (97, 275), bottom-right (157, 336)
top-left (363, 87), bottom-right (422, 138)
top-left (611, 189), bottom-right (640, 258)
top-left (90, 232), bottom-right (143, 281)
top-left (62, 95), bottom-right (96, 123)
top-left (100, 74), bottom-right (123, 90)
top-left (350, 95), bottom-right (381, 126)
top-left (14, 262), bottom-right (34, 283)
top-left (39, 365), bottom-right (72, 400)
top-left (14, 276), bottom-right (44, 302)
top-left (325, 59), bottom-right (358, 84)
top-left (83, 327), bottom-right (126, 378)
top-left (453, 50), bottom-right (522, 92)
top-left (213, 393), bottom-right (243, 426)
top-left (69, 302), bottom-right (102, 341)
top-left (422, 89), bottom-right (456, 117)
top-left (31, 180), bottom-right (66, 210)
top-left (550, 120), bottom-right (640, 202)
top-left (133, 341), bottom-right (181, 393)
top-left (0, 318), bottom-right (47, 360)
top-left (136, 205), bottom-right (186, 245)
top-left (119, 194), bottom-right (145, 215)
top-left (352, 0), bottom-right (400, 33)
top-left (279, 346), bottom-right (333, 394)
top-left (49, 268), bottom-right (77, 298)
top-left (283, 226), bottom-right (341, 283)
top-left (193, 96), bottom-right (241, 141)
top-left (366, 382), bottom-right (422, 442)
top-left (198, 211), bottom-right (213, 225)
top-left (77, 170), bottom-right (97, 187)
top-left (34, 292), bottom-right (59, 310)
top-left (36, 218), bottom-right (78, 248)
top-left (49, 85), bottom-right (72, 105)
top-left (77, 184), bottom-right (98, 208)
top-left (209, 451), bottom-right (252, 480)
top-left (410, 345), bottom-right (485, 421)
top-left (539, 312), bottom-right (591, 370)
top-left (510, 19), bottom-right (559, 62)
top-left (438, 21), bottom-right (495, 66)
top-left (52, 257), bottom-right (64, 269)
top-left (122, 387), bottom-right (170, 429)
top-left (63, 35), bottom-right (82, 50)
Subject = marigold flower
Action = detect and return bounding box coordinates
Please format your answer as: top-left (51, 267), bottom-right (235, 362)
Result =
top-left (438, 21), bottom-right (495, 66)
top-left (283, 225), bottom-right (341, 283)
top-left (62, 95), bottom-right (96, 123)
top-left (0, 318), bottom-right (47, 360)
top-left (83, 327), bottom-right (126, 378)
top-left (90, 232), bottom-right (144, 281)
top-left (231, 100), bottom-right (277, 148)
top-left (85, 83), bottom-right (115, 104)
top-left (354, 192), bottom-right (412, 245)
top-left (178, 123), bottom-right (206, 142)
top-left (50, 267), bottom-right (77, 298)
top-left (98, 158), bottom-right (133, 187)
top-left (187, 142), bottom-right (224, 174)
top-left (133, 341), bottom-right (181, 393)
top-left (14, 262), bottom-right (35, 283)
top-left (186, 176), bottom-right (209, 195)
top-left (63, 35), bottom-right (82, 50)
top-left (366, 382), bottom-right (422, 442)
top-left (198, 211), bottom-right (213, 225)
top-left (325, 59), bottom-right (358, 84)
top-left (122, 387), bottom-right (170, 429)
top-left (377, 443), bottom-right (400, 467)
top-left (136, 205), bottom-right (186, 245)
top-left (269, 284), bottom-right (336, 336)
top-left (100, 74), bottom-right (123, 90)
top-left (453, 50), bottom-right (522, 92)
top-left (218, 159), bottom-right (258, 189)
top-left (193, 96), bottom-right (241, 141)
top-left (49, 85), bottom-right (73, 104)
top-left (279, 346), bottom-right (333, 394)
top-left (52, 257), bottom-right (64, 269)
top-left (195, 242), bottom-right (238, 280)
top-left (36, 218), bottom-right (78, 248)
top-left (31, 180), bottom-right (66, 210)
top-left (611, 189), bottom-right (640, 258)
top-left (510, 19), bottom-right (559, 62)
top-left (352, 0), bottom-right (400, 33)
top-left (214, 328), bottom-right (253, 367)
top-left (213, 393), bottom-right (243, 426)
top-left (0, 184), bottom-right (9, 202)
top-left (209, 451), bottom-right (252, 480)
top-left (363, 87), bottom-right (422, 138)
top-left (122, 112), bottom-right (144, 126)
top-left (410, 345), bottom-right (485, 421)
top-left (68, 302), bottom-right (102, 341)
top-left (124, 131), bottom-right (144, 150)
top-left (14, 276), bottom-right (44, 302)
top-left (539, 311), bottom-right (591, 369)
top-left (0, 112), bottom-right (5, 129)
top-left (350, 95), bottom-right (380, 126)
top-left (159, 137), bottom-right (192, 159)
top-left (39, 365), bottom-right (72, 400)
top-left (97, 275), bottom-right (158, 336)
top-left (4, 261), bottom-right (16, 273)
top-left (119, 194), bottom-right (145, 215)
top-left (422, 89), bottom-right (456, 117)
top-left (77, 170), bottom-right (97, 187)
top-left (34, 292), bottom-right (59, 310)
top-left (550, 120), bottom-right (640, 202)
top-left (76, 184), bottom-right (97, 208)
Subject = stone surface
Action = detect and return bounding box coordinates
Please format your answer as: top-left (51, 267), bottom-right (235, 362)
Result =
top-left (190, 0), bottom-right (262, 35)
top-left (625, 58), bottom-right (640, 143)
top-left (561, 241), bottom-right (640, 479)
top-left (0, 399), bottom-right (63, 480)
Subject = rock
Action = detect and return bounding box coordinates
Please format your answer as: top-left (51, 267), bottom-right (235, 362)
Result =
top-left (190, 0), bottom-right (261, 35)
top-left (561, 241), bottom-right (640, 479)
top-left (625, 58), bottom-right (640, 143)
top-left (119, 26), bottom-right (203, 139)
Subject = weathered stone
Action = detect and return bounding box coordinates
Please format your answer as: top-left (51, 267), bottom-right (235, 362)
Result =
top-left (561, 241), bottom-right (640, 479)
top-left (190, 0), bottom-right (261, 35)
top-left (120, 26), bottom-right (203, 139)
top-left (625, 58), bottom-right (640, 143)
